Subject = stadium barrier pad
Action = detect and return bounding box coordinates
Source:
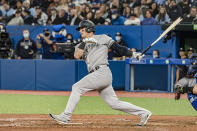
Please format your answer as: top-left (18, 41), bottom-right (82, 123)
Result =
top-left (0, 59), bottom-right (190, 92)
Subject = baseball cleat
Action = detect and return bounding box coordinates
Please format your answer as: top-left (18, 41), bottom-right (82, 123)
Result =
top-left (49, 112), bottom-right (70, 125)
top-left (137, 112), bottom-right (152, 126)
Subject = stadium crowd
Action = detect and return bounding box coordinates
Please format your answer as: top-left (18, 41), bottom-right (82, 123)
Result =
top-left (0, 0), bottom-right (196, 26)
top-left (0, 0), bottom-right (196, 60)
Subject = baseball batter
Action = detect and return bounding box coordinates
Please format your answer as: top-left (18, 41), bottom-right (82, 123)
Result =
top-left (49, 20), bottom-right (152, 126)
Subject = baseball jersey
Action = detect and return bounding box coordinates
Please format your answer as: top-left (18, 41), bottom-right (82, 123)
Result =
top-left (82, 34), bottom-right (114, 72)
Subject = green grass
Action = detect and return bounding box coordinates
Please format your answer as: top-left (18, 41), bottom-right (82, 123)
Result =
top-left (0, 94), bottom-right (196, 116)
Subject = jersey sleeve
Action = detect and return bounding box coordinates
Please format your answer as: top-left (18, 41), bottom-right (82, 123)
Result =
top-left (102, 35), bottom-right (115, 48)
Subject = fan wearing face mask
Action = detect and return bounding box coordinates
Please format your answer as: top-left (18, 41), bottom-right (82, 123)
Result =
top-left (36, 28), bottom-right (53, 59)
top-left (115, 32), bottom-right (126, 47)
top-left (152, 49), bottom-right (160, 59)
top-left (109, 32), bottom-right (127, 59)
top-left (111, 9), bottom-right (125, 25)
top-left (16, 29), bottom-right (37, 59)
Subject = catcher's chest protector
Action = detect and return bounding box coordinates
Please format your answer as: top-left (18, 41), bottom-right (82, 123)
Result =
top-left (188, 93), bottom-right (197, 111)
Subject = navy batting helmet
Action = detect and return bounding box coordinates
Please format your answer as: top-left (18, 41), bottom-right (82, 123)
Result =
top-left (76, 20), bottom-right (95, 33)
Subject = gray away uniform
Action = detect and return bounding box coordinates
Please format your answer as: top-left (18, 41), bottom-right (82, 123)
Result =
top-left (63, 34), bottom-right (151, 120)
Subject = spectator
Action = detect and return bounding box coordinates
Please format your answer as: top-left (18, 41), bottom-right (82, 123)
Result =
top-left (53, 9), bottom-right (69, 25)
top-left (129, 47), bottom-right (138, 58)
top-left (34, 6), bottom-right (48, 25)
top-left (22, 0), bottom-right (36, 17)
top-left (16, 29), bottom-right (37, 59)
top-left (124, 13), bottom-right (140, 25)
top-left (57, 0), bottom-right (69, 12)
top-left (155, 6), bottom-right (170, 24)
top-left (110, 0), bottom-right (121, 14)
top-left (22, 9), bottom-right (34, 25)
top-left (47, 0), bottom-right (61, 15)
top-left (178, 47), bottom-right (187, 59)
top-left (115, 32), bottom-right (126, 47)
top-left (111, 10), bottom-right (125, 25)
top-left (83, 4), bottom-right (92, 17)
top-left (80, 3), bottom-right (88, 17)
top-left (99, 4), bottom-right (109, 19)
top-left (86, 11), bottom-right (94, 22)
top-left (140, 0), bottom-right (149, 17)
top-left (36, 28), bottom-right (53, 59)
top-left (122, 0), bottom-right (130, 9)
top-left (40, 0), bottom-right (53, 13)
top-left (147, 0), bottom-right (153, 7)
top-left (168, 0), bottom-right (182, 22)
top-left (15, 0), bottom-right (22, 11)
top-left (123, 6), bottom-right (132, 19)
top-left (2, 2), bottom-right (15, 17)
top-left (150, 2), bottom-right (158, 18)
top-left (91, 0), bottom-right (102, 13)
top-left (7, 10), bottom-right (24, 25)
top-left (66, 33), bottom-right (73, 43)
top-left (68, 8), bottom-right (81, 25)
top-left (175, 48), bottom-right (188, 83)
top-left (155, 0), bottom-right (166, 5)
top-left (104, 18), bottom-right (111, 25)
top-left (0, 23), bottom-right (13, 59)
top-left (152, 49), bottom-right (160, 58)
top-left (133, 6), bottom-right (144, 21)
top-left (63, 33), bottom-right (75, 59)
top-left (2, 2), bottom-right (15, 23)
top-left (47, 7), bottom-right (58, 25)
top-left (141, 10), bottom-right (157, 25)
top-left (179, 0), bottom-right (190, 16)
top-left (183, 6), bottom-right (197, 23)
top-left (187, 47), bottom-right (194, 58)
top-left (93, 10), bottom-right (105, 25)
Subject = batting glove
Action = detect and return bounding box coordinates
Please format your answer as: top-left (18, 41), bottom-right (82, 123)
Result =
top-left (133, 52), bottom-right (145, 61)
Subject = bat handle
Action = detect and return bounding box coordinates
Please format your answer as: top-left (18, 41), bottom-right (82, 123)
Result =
top-left (141, 45), bottom-right (152, 55)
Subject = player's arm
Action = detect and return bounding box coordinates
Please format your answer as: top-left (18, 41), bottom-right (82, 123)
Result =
top-left (110, 42), bottom-right (133, 57)
top-left (74, 42), bottom-right (85, 59)
top-left (110, 42), bottom-right (144, 60)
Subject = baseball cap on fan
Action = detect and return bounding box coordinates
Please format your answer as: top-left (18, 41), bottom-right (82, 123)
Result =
top-left (188, 48), bottom-right (194, 52)
top-left (179, 48), bottom-right (185, 52)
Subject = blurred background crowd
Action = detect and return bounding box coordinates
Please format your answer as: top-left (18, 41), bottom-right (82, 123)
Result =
top-left (0, 0), bottom-right (196, 26)
top-left (0, 0), bottom-right (196, 61)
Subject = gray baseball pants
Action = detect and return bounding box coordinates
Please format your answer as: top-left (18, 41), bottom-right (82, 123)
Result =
top-left (63, 65), bottom-right (150, 120)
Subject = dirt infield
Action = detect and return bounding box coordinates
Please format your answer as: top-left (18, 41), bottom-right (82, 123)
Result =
top-left (0, 114), bottom-right (196, 131)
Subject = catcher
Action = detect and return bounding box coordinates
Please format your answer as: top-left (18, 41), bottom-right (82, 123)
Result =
top-left (174, 60), bottom-right (197, 111)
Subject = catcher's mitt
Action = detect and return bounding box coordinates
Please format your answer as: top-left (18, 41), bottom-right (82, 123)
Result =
top-left (174, 84), bottom-right (184, 100)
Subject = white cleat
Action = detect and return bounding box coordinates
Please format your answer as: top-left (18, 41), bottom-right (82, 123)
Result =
top-left (49, 112), bottom-right (70, 125)
top-left (137, 112), bottom-right (152, 126)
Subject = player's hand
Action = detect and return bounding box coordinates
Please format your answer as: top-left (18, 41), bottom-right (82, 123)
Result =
top-left (133, 52), bottom-right (145, 61)
top-left (83, 37), bottom-right (97, 44)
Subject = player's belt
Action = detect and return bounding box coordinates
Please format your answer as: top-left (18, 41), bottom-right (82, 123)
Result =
top-left (89, 65), bottom-right (108, 73)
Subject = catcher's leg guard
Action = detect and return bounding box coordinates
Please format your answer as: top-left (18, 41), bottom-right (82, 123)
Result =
top-left (188, 93), bottom-right (197, 111)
